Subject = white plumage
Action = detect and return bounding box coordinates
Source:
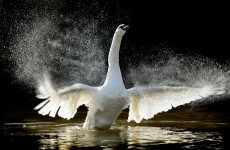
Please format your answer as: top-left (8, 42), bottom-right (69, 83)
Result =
top-left (34, 24), bottom-right (225, 129)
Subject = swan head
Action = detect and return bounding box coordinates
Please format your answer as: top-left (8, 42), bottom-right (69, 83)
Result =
top-left (115, 24), bottom-right (129, 36)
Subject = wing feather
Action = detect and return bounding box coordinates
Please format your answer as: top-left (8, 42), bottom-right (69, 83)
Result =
top-left (127, 85), bottom-right (225, 123)
top-left (34, 75), bottom-right (97, 120)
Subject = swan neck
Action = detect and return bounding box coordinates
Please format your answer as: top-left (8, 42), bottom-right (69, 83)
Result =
top-left (108, 33), bottom-right (123, 66)
top-left (104, 32), bottom-right (124, 85)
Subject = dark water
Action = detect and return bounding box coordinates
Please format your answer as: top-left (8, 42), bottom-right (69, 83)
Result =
top-left (1, 108), bottom-right (230, 150)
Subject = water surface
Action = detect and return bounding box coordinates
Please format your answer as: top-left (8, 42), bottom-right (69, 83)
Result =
top-left (1, 109), bottom-right (229, 149)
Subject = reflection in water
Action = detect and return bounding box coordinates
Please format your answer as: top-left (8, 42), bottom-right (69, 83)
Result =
top-left (1, 109), bottom-right (229, 149)
top-left (2, 121), bottom-right (225, 149)
top-left (31, 123), bottom-right (127, 149)
top-left (126, 126), bottom-right (223, 149)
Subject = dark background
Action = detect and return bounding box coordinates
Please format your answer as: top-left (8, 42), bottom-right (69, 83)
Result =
top-left (0, 0), bottom-right (229, 117)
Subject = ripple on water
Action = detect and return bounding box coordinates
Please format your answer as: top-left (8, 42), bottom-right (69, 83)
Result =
top-left (1, 121), bottom-right (226, 149)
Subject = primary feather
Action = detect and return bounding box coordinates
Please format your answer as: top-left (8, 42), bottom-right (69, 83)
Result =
top-left (127, 86), bottom-right (224, 123)
top-left (35, 75), bottom-right (97, 120)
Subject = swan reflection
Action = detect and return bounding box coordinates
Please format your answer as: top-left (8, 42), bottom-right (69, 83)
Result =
top-left (26, 123), bottom-right (222, 149)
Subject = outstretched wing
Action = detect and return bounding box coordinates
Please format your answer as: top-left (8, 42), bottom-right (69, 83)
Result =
top-left (127, 85), bottom-right (225, 123)
top-left (34, 75), bottom-right (97, 120)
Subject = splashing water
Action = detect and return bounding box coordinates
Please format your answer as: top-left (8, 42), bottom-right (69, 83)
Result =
top-left (128, 50), bottom-right (230, 88)
top-left (7, 0), bottom-right (130, 89)
top-left (10, 17), bottom-right (106, 87)
top-left (7, 1), bottom-right (230, 103)
top-left (10, 19), bottom-right (230, 93)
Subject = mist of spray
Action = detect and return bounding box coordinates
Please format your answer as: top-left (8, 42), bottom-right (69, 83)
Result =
top-left (11, 17), bottom-right (107, 88)
top-left (8, 0), bottom-right (131, 89)
top-left (7, 1), bottom-right (230, 106)
top-left (128, 50), bottom-right (230, 88)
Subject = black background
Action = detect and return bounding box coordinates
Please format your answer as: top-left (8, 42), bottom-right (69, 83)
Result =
top-left (0, 0), bottom-right (229, 114)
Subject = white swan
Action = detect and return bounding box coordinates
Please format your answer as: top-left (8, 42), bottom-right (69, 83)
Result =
top-left (34, 24), bottom-right (225, 129)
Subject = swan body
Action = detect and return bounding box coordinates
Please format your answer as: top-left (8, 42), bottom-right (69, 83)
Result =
top-left (34, 24), bottom-right (225, 129)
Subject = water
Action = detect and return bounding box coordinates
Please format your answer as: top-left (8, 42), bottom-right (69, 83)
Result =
top-left (1, 109), bottom-right (229, 149)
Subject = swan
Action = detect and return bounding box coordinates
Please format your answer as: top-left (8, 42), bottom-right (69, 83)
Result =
top-left (34, 24), bottom-right (225, 129)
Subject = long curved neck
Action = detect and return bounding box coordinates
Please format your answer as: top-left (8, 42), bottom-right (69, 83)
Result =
top-left (108, 33), bottom-right (122, 66)
top-left (104, 32), bottom-right (124, 85)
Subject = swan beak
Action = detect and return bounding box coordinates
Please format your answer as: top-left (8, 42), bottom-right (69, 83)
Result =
top-left (123, 25), bottom-right (129, 30)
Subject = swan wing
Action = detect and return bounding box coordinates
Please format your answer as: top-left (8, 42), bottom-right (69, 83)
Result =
top-left (127, 85), bottom-right (224, 123)
top-left (34, 76), bottom-right (97, 120)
